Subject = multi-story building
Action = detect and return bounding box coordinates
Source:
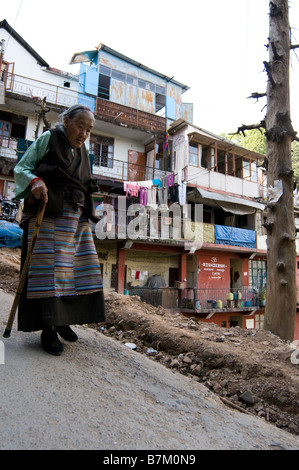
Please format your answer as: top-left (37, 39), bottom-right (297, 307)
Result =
top-left (0, 19), bottom-right (298, 339)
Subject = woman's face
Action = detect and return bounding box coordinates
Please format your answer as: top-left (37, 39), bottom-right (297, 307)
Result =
top-left (64, 111), bottom-right (94, 148)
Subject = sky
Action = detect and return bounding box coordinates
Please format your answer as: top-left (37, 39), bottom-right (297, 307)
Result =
top-left (1, 0), bottom-right (299, 136)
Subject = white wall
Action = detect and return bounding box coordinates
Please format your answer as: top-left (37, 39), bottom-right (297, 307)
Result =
top-left (92, 133), bottom-right (145, 180)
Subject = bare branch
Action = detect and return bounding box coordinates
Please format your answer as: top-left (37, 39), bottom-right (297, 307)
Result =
top-left (247, 92), bottom-right (267, 102)
top-left (290, 44), bottom-right (299, 50)
top-left (229, 121), bottom-right (266, 137)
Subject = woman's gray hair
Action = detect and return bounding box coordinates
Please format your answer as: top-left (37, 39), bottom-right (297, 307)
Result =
top-left (57, 104), bottom-right (95, 124)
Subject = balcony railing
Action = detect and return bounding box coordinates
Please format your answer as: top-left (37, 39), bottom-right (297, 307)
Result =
top-left (4, 72), bottom-right (166, 134)
top-left (123, 286), bottom-right (265, 312)
top-left (4, 72), bottom-right (78, 108)
top-left (184, 221), bottom-right (256, 248)
top-left (0, 137), bottom-right (34, 161)
top-left (96, 98), bottom-right (166, 133)
top-left (182, 286), bottom-right (265, 311)
top-left (92, 156), bottom-right (172, 182)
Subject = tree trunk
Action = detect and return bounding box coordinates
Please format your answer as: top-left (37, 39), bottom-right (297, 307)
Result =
top-left (263, 0), bottom-right (297, 341)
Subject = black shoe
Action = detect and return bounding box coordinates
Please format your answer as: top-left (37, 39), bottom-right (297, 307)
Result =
top-left (41, 327), bottom-right (64, 356)
top-left (56, 325), bottom-right (78, 342)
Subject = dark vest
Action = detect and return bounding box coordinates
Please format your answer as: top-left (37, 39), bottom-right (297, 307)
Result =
top-left (23, 128), bottom-right (98, 222)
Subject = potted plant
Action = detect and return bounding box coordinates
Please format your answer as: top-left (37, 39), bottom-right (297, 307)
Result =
top-left (259, 288), bottom-right (266, 307)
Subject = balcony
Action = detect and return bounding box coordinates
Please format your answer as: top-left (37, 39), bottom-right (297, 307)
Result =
top-left (182, 286), bottom-right (265, 313)
top-left (4, 72), bottom-right (166, 134)
top-left (96, 98), bottom-right (166, 134)
top-left (92, 157), bottom-right (172, 183)
top-left (93, 199), bottom-right (258, 250)
top-left (0, 137), bottom-right (34, 161)
top-left (4, 72), bottom-right (78, 109)
top-left (123, 286), bottom-right (265, 315)
top-left (184, 221), bottom-right (256, 249)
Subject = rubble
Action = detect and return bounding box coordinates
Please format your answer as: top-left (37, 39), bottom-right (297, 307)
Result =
top-left (1, 247), bottom-right (299, 437)
top-left (95, 291), bottom-right (299, 436)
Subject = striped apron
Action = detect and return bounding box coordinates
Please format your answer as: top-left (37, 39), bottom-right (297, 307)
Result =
top-left (18, 203), bottom-right (105, 331)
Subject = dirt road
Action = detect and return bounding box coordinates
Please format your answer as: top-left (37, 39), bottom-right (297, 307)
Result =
top-left (0, 290), bottom-right (299, 451)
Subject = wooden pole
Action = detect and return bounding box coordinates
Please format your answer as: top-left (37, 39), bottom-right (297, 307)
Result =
top-left (3, 201), bottom-right (46, 338)
top-left (263, 0), bottom-right (297, 341)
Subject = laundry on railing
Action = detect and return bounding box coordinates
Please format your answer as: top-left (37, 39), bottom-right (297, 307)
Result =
top-left (139, 187), bottom-right (147, 206)
top-left (123, 175), bottom-right (187, 208)
top-left (124, 183), bottom-right (139, 197)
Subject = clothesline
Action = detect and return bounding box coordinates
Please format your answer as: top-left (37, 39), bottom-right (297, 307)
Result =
top-left (123, 175), bottom-right (186, 207)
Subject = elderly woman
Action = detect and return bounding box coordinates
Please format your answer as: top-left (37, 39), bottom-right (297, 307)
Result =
top-left (14, 104), bottom-right (105, 355)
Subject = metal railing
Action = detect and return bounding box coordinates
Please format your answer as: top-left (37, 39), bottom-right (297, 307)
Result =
top-left (182, 286), bottom-right (264, 310)
top-left (4, 72), bottom-right (166, 133)
top-left (4, 72), bottom-right (78, 108)
top-left (92, 156), bottom-right (172, 182)
top-left (0, 137), bottom-right (34, 161)
top-left (124, 285), bottom-right (265, 311)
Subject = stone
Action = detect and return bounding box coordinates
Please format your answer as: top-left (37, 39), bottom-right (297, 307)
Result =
top-left (170, 358), bottom-right (180, 368)
top-left (239, 390), bottom-right (260, 405)
top-left (191, 364), bottom-right (203, 377)
top-left (213, 382), bottom-right (222, 394)
top-left (183, 355), bottom-right (192, 364)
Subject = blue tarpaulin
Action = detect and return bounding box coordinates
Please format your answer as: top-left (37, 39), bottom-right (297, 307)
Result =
top-left (0, 220), bottom-right (23, 248)
top-left (215, 225), bottom-right (256, 248)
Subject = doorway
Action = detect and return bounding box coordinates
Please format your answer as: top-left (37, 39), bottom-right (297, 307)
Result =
top-left (230, 259), bottom-right (242, 290)
top-left (229, 315), bottom-right (243, 328)
top-left (128, 150), bottom-right (146, 181)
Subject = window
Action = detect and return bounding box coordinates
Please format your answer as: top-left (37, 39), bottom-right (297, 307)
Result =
top-left (248, 260), bottom-right (267, 290)
top-left (255, 314), bottom-right (264, 329)
top-left (217, 150), bottom-right (226, 174)
top-left (112, 70), bottom-right (126, 82)
top-left (0, 120), bottom-right (11, 146)
top-left (155, 93), bottom-right (165, 114)
top-left (201, 145), bottom-right (215, 170)
top-left (250, 161), bottom-right (258, 182)
top-left (189, 144), bottom-right (198, 166)
top-left (227, 152), bottom-right (235, 175)
top-left (90, 136), bottom-right (114, 168)
top-left (98, 74), bottom-right (110, 100)
top-left (243, 158), bottom-right (251, 179)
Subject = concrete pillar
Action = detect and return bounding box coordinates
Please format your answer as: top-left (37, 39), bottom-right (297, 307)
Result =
top-left (117, 247), bottom-right (126, 294)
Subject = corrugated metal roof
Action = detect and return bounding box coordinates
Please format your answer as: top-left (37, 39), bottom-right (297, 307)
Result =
top-left (70, 43), bottom-right (190, 92)
top-left (189, 187), bottom-right (266, 211)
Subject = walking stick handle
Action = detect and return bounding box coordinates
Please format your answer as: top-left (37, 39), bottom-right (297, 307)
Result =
top-left (3, 200), bottom-right (46, 338)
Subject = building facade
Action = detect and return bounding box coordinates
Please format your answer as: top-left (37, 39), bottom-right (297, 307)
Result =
top-left (0, 19), bottom-right (298, 340)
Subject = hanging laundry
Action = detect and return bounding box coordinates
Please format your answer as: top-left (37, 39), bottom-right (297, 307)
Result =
top-left (135, 180), bottom-right (153, 189)
top-left (162, 176), bottom-right (169, 188)
top-left (178, 182), bottom-right (186, 205)
top-left (157, 186), bottom-right (168, 208)
top-left (152, 178), bottom-right (162, 187)
top-left (140, 187), bottom-right (147, 206)
top-left (166, 173), bottom-right (174, 187)
top-left (125, 183), bottom-right (139, 197)
top-left (147, 186), bottom-right (158, 209)
top-left (169, 184), bottom-right (179, 203)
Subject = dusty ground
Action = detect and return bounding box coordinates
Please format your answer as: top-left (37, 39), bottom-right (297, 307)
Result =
top-left (1, 247), bottom-right (299, 437)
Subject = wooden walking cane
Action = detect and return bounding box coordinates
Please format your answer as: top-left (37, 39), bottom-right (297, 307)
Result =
top-left (3, 200), bottom-right (47, 338)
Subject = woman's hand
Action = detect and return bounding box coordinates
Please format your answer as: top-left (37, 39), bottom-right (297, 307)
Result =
top-left (30, 178), bottom-right (48, 203)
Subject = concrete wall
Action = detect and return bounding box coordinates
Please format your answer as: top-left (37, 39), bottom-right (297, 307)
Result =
top-left (99, 50), bottom-right (183, 119)
top-left (95, 241), bottom-right (179, 291)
